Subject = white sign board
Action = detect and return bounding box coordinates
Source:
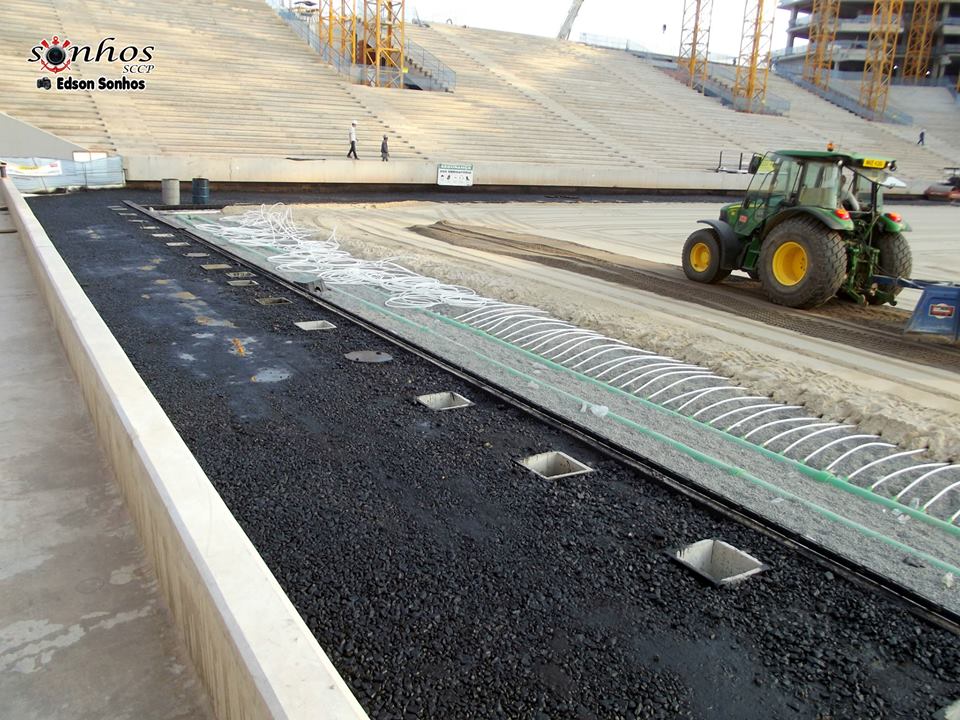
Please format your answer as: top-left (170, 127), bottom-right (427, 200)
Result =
top-left (437, 162), bottom-right (474, 187)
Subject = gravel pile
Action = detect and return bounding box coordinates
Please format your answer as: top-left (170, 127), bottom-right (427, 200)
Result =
top-left (30, 190), bottom-right (959, 720)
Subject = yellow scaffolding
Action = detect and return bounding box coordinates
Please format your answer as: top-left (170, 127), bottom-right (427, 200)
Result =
top-left (733, 0), bottom-right (776, 113)
top-left (678, 0), bottom-right (714, 90)
top-left (802, 0), bottom-right (840, 90)
top-left (317, 1), bottom-right (357, 62)
top-left (360, 0), bottom-right (405, 88)
top-left (902, 0), bottom-right (940, 81)
top-left (858, 0), bottom-right (905, 117)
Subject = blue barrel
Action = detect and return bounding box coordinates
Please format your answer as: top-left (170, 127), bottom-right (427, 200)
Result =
top-left (191, 177), bottom-right (209, 205)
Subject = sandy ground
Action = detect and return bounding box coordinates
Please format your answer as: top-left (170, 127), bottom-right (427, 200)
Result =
top-left (223, 200), bottom-right (960, 461)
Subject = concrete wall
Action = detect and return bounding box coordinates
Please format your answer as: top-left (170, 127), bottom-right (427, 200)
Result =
top-left (0, 113), bottom-right (86, 159)
top-left (123, 155), bottom-right (757, 192)
top-left (1, 177), bottom-right (368, 720)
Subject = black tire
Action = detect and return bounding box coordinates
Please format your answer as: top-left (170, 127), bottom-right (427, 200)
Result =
top-left (681, 229), bottom-right (730, 284)
top-left (868, 232), bottom-right (912, 304)
top-left (758, 217), bottom-right (847, 309)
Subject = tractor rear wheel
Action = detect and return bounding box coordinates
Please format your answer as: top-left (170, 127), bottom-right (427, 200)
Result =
top-left (758, 217), bottom-right (847, 309)
top-left (868, 232), bottom-right (912, 304)
top-left (682, 229), bottom-right (730, 284)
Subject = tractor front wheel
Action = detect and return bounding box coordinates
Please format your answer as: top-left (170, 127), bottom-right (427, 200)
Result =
top-left (682, 229), bottom-right (730, 284)
top-left (758, 217), bottom-right (847, 309)
top-left (868, 232), bottom-right (912, 304)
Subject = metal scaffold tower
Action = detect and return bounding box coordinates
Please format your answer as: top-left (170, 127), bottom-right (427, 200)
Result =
top-left (802, 0), bottom-right (840, 90)
top-left (859, 0), bottom-right (905, 117)
top-left (733, 0), bottom-right (776, 112)
top-left (317, 0), bottom-right (358, 62)
top-left (902, 0), bottom-right (940, 81)
top-left (678, 0), bottom-right (714, 90)
top-left (359, 0), bottom-right (405, 88)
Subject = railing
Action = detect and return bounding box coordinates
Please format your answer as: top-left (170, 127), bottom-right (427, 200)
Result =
top-left (403, 39), bottom-right (456, 92)
top-left (708, 63), bottom-right (792, 115)
top-left (273, 7), bottom-right (370, 84)
top-left (268, 1), bottom-right (453, 91)
top-left (578, 32), bottom-right (649, 53)
top-left (775, 66), bottom-right (914, 124)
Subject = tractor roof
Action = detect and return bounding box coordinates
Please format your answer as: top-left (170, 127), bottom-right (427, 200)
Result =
top-left (774, 149), bottom-right (896, 166)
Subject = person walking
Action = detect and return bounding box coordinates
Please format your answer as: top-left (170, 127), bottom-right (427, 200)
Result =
top-left (918, 128), bottom-right (926, 146)
top-left (347, 120), bottom-right (359, 159)
top-left (380, 134), bottom-right (389, 162)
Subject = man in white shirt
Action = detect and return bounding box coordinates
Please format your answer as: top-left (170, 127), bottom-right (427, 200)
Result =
top-left (347, 120), bottom-right (359, 159)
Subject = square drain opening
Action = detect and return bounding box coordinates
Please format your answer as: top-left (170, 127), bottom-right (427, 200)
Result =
top-left (201, 263), bottom-right (232, 271)
top-left (184, 252), bottom-right (210, 258)
top-left (518, 451), bottom-right (593, 480)
top-left (228, 279), bottom-right (258, 287)
top-left (417, 391), bottom-right (473, 411)
top-left (670, 539), bottom-right (767, 586)
top-left (294, 320), bottom-right (336, 331)
top-left (226, 271), bottom-right (256, 279)
top-left (166, 242), bottom-right (190, 247)
top-left (256, 297), bottom-right (291, 305)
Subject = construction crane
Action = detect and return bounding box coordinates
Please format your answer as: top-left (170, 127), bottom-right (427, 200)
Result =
top-left (558, 0), bottom-right (586, 41)
top-left (859, 0), bottom-right (905, 117)
top-left (678, 0), bottom-right (714, 90)
top-left (802, 0), bottom-right (840, 90)
top-left (733, 0), bottom-right (776, 112)
top-left (902, 0), bottom-right (940, 81)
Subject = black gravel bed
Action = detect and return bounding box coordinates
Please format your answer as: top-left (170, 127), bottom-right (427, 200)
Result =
top-left (30, 189), bottom-right (960, 720)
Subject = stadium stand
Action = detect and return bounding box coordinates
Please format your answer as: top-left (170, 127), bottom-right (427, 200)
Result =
top-left (2, 0), bottom-right (956, 189)
top-left (1, 0), bottom-right (421, 159)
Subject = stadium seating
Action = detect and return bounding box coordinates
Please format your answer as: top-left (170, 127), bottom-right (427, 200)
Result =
top-left (2, 0), bottom-right (956, 187)
top-left (1, 0), bottom-right (421, 159)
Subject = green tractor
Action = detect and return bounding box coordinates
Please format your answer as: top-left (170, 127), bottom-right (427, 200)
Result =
top-left (682, 149), bottom-right (913, 308)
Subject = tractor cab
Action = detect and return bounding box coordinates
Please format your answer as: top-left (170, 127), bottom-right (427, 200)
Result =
top-left (683, 148), bottom-right (912, 309)
top-left (731, 150), bottom-right (901, 237)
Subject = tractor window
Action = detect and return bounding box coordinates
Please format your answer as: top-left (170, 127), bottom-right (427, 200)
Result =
top-left (796, 161), bottom-right (841, 209)
top-left (734, 154), bottom-right (801, 234)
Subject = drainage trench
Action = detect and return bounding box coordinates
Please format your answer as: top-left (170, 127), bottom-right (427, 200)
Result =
top-left (28, 190), bottom-right (960, 719)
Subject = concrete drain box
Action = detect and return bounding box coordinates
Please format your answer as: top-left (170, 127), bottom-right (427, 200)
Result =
top-left (228, 280), bottom-right (258, 287)
top-left (417, 391), bottom-right (473, 411)
top-left (226, 271), bottom-right (256, 279)
top-left (166, 242), bottom-right (190, 247)
top-left (518, 451), bottom-right (593, 480)
top-left (256, 297), bottom-right (291, 305)
top-left (201, 263), bottom-right (232, 271)
top-left (294, 320), bottom-right (335, 331)
top-left (670, 539), bottom-right (767, 587)
top-left (184, 252), bottom-right (210, 258)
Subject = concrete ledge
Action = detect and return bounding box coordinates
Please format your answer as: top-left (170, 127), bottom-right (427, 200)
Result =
top-left (122, 155), bottom-right (924, 195)
top-left (1, 178), bottom-right (368, 720)
top-left (123, 154), bottom-right (756, 192)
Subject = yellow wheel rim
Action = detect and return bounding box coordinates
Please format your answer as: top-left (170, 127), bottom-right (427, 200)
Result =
top-left (771, 241), bottom-right (808, 287)
top-left (690, 242), bottom-right (711, 273)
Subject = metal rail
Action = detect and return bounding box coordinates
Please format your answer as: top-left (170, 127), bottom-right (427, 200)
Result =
top-left (125, 200), bottom-right (960, 634)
